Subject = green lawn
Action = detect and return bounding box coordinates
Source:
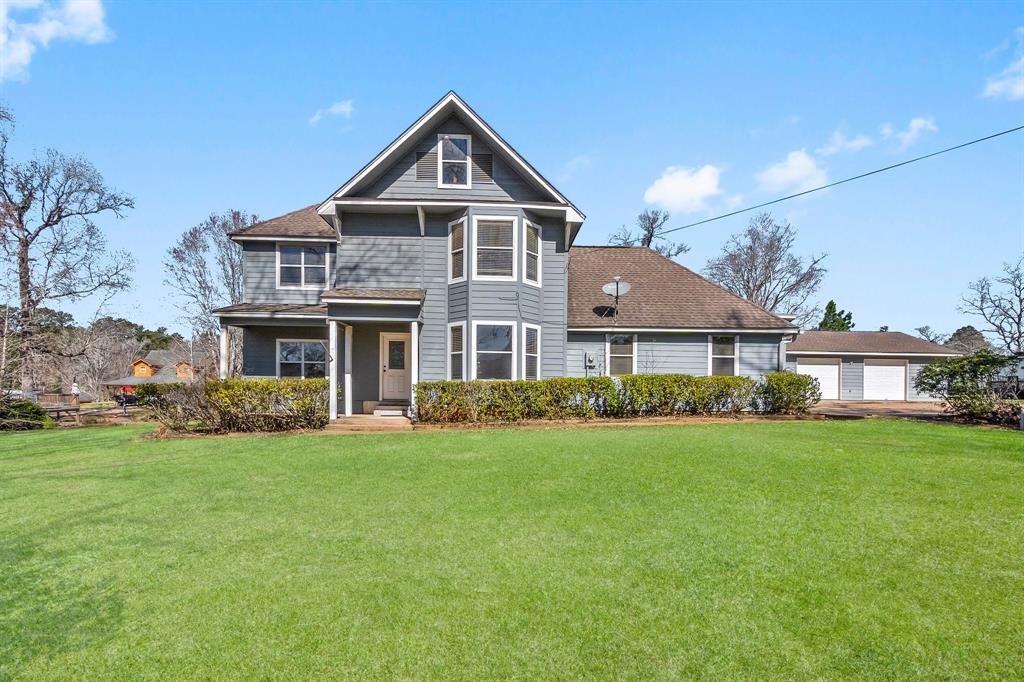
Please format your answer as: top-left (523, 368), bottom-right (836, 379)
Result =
top-left (1, 421), bottom-right (1022, 679)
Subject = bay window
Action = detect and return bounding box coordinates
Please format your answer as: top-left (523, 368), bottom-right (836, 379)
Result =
top-left (523, 324), bottom-right (541, 380)
top-left (448, 322), bottom-right (466, 380)
top-left (438, 134), bottom-right (471, 188)
top-left (449, 218), bottom-right (466, 282)
top-left (278, 340), bottom-right (327, 378)
top-left (710, 335), bottom-right (737, 375)
top-left (473, 216), bottom-right (517, 280)
top-left (524, 220), bottom-right (541, 285)
top-left (474, 322), bottom-right (515, 380)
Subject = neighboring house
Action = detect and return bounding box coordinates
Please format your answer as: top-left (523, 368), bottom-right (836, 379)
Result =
top-left (214, 91), bottom-right (800, 418)
top-left (103, 350), bottom-right (201, 396)
top-left (786, 331), bottom-right (960, 401)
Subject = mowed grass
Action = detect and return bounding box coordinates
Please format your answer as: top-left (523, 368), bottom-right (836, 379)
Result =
top-left (1, 421), bottom-right (1022, 680)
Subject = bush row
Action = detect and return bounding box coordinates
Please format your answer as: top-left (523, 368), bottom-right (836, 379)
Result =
top-left (136, 379), bottom-right (328, 433)
top-left (415, 372), bottom-right (820, 424)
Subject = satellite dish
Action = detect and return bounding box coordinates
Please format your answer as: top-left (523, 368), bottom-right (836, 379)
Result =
top-left (602, 280), bottom-right (631, 297)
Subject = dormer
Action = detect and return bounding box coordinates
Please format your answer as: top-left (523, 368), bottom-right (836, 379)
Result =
top-left (132, 360), bottom-right (155, 377)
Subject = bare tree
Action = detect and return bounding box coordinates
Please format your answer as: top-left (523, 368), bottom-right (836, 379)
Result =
top-left (945, 325), bottom-right (992, 354)
top-left (914, 325), bottom-right (947, 344)
top-left (0, 106), bottom-right (135, 391)
top-left (959, 256), bottom-right (1024, 354)
top-left (609, 209), bottom-right (689, 259)
top-left (54, 316), bottom-right (147, 400)
top-left (704, 212), bottom-right (827, 326)
top-left (164, 210), bottom-right (255, 375)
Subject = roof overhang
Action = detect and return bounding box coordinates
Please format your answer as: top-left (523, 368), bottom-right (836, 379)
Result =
top-left (316, 91), bottom-right (584, 222)
top-left (567, 327), bottom-right (800, 334)
top-left (786, 350), bottom-right (961, 357)
top-left (230, 235), bottom-right (337, 244)
top-left (321, 198), bottom-right (584, 224)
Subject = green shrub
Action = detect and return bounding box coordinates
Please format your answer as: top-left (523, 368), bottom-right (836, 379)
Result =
top-left (753, 372), bottom-right (822, 414)
top-left (143, 379), bottom-right (328, 433)
top-left (414, 375), bottom-right (757, 423)
top-left (0, 397), bottom-right (50, 430)
top-left (915, 351), bottom-right (1019, 424)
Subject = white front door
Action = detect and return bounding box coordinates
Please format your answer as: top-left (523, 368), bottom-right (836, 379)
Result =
top-left (380, 333), bottom-right (411, 401)
top-left (863, 359), bottom-right (906, 400)
top-left (797, 357), bottom-right (841, 400)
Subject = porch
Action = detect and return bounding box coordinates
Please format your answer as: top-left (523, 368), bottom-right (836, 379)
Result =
top-left (215, 295), bottom-right (423, 419)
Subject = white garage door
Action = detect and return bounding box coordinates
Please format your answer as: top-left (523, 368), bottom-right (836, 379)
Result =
top-left (797, 358), bottom-right (840, 400)
top-left (863, 359), bottom-right (906, 400)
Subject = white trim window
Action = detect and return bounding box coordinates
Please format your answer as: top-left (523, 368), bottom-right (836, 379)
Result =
top-left (606, 334), bottom-right (636, 376)
top-left (472, 321), bottom-right (516, 380)
top-left (447, 321), bottom-right (466, 380)
top-left (472, 215), bottom-right (517, 281)
top-left (522, 323), bottom-right (541, 380)
top-left (523, 220), bottom-right (542, 286)
top-left (709, 335), bottom-right (738, 376)
top-left (448, 218), bottom-right (466, 283)
top-left (437, 134), bottom-right (472, 188)
top-left (277, 245), bottom-right (328, 289)
top-left (277, 339), bottom-right (327, 378)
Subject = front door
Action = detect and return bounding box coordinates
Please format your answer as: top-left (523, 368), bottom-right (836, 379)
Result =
top-left (380, 333), bottom-right (411, 401)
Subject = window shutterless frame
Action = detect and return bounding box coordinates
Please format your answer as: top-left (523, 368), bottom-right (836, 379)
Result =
top-left (275, 243), bottom-right (329, 290)
top-left (523, 219), bottom-right (542, 287)
top-left (447, 320), bottom-right (467, 380)
top-left (522, 323), bottom-right (541, 381)
top-left (707, 334), bottom-right (740, 376)
top-left (437, 133), bottom-right (472, 189)
top-left (471, 215), bottom-right (518, 282)
top-left (470, 320), bottom-right (517, 380)
top-left (605, 333), bottom-right (637, 376)
top-left (276, 338), bottom-right (329, 379)
top-left (448, 217), bottom-right (467, 283)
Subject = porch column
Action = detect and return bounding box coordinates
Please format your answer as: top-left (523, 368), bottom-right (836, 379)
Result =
top-left (410, 320), bottom-right (419, 406)
top-left (344, 324), bottom-right (353, 417)
top-left (219, 325), bottom-right (230, 379)
top-left (328, 320), bottom-right (338, 420)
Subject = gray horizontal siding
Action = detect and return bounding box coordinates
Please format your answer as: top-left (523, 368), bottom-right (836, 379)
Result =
top-left (243, 241), bottom-right (333, 305)
top-left (358, 115), bottom-right (547, 202)
top-left (738, 334), bottom-right (783, 379)
top-left (636, 333), bottom-right (708, 375)
top-left (566, 332), bottom-right (605, 378)
top-left (328, 303), bottom-right (419, 321)
top-left (448, 282), bottom-right (468, 320)
top-left (540, 220), bottom-right (567, 378)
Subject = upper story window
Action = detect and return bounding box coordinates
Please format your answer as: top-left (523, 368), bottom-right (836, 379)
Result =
top-left (278, 245), bottom-right (327, 289)
top-left (472, 216), bottom-right (517, 281)
top-left (438, 134), bottom-right (472, 188)
top-left (524, 220), bottom-right (541, 286)
top-left (710, 335), bottom-right (737, 376)
top-left (607, 334), bottom-right (636, 376)
top-left (448, 218), bottom-right (466, 283)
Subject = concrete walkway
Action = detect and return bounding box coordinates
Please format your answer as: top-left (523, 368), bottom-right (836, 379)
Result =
top-left (811, 400), bottom-right (945, 419)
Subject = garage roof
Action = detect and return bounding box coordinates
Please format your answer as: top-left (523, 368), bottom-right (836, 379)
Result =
top-left (787, 331), bottom-right (960, 356)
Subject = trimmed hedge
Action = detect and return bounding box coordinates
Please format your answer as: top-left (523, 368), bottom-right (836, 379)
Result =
top-left (139, 379), bottom-right (329, 433)
top-left (0, 397), bottom-right (50, 430)
top-left (415, 373), bottom-right (813, 424)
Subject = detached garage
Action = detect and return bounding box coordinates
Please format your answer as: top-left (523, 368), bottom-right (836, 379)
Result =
top-left (786, 331), bottom-right (959, 401)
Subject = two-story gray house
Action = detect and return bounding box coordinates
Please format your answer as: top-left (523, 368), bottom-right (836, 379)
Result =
top-left (214, 92), bottom-right (800, 419)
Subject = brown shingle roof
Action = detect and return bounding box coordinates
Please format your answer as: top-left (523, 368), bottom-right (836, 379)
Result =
top-left (787, 331), bottom-right (960, 355)
top-left (568, 246), bottom-right (795, 330)
top-left (321, 288), bottom-right (425, 301)
top-left (230, 205), bottom-right (336, 239)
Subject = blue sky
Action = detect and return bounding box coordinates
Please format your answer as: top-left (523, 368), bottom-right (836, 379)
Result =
top-left (3, 0), bottom-right (1022, 337)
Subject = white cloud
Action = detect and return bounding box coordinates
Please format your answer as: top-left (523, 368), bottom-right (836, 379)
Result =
top-left (309, 99), bottom-right (355, 126)
top-left (817, 130), bottom-right (874, 156)
top-left (983, 27), bottom-right (1024, 101)
top-left (0, 0), bottom-right (112, 82)
top-left (557, 154), bottom-right (592, 182)
top-left (755, 150), bottom-right (827, 194)
top-left (643, 165), bottom-right (723, 213)
top-left (883, 116), bottom-right (938, 151)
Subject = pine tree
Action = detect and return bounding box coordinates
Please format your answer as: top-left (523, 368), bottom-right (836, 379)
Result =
top-left (817, 300), bottom-right (854, 331)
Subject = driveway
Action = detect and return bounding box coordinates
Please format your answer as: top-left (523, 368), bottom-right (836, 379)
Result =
top-left (811, 401), bottom-right (945, 419)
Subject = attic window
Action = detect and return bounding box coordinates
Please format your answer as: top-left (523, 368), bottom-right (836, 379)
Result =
top-left (438, 134), bottom-right (471, 188)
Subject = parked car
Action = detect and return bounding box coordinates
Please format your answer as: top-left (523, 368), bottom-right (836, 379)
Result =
top-left (114, 393), bottom-right (139, 407)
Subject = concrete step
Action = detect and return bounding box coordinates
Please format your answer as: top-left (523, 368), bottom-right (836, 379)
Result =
top-left (325, 416), bottom-right (413, 433)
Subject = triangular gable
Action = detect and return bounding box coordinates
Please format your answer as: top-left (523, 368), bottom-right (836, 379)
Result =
top-left (317, 92), bottom-right (584, 219)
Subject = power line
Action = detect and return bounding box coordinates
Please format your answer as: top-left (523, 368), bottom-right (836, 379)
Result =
top-left (656, 123), bottom-right (1024, 237)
